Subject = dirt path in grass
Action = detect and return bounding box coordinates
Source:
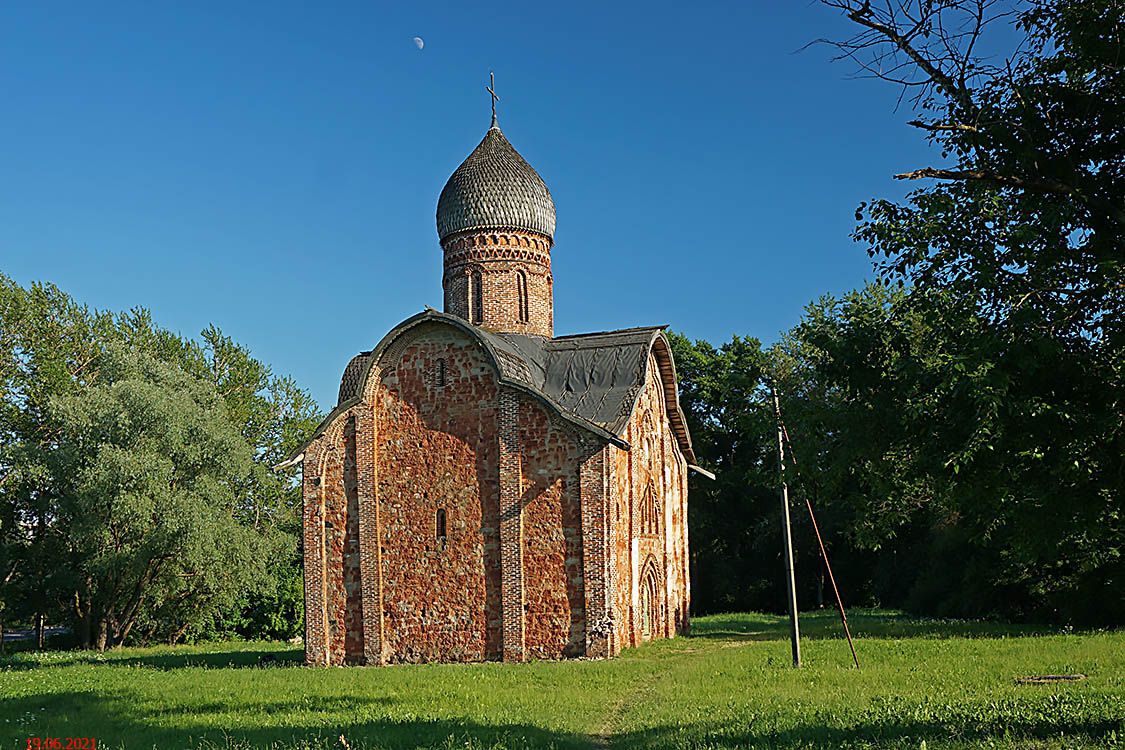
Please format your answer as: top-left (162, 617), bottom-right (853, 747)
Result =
top-left (587, 662), bottom-right (673, 749)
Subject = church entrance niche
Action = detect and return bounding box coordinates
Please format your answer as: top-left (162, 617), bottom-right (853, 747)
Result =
top-left (639, 557), bottom-right (661, 641)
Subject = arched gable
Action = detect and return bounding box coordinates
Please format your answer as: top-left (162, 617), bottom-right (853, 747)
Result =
top-left (624, 332), bottom-right (695, 465)
top-left (292, 311), bottom-right (624, 459)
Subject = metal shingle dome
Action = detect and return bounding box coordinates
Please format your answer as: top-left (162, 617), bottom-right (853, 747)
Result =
top-left (436, 125), bottom-right (556, 242)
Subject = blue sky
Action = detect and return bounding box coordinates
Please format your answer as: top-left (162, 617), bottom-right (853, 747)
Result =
top-left (0, 1), bottom-right (936, 409)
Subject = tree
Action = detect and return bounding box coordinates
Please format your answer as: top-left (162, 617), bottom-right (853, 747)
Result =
top-left (0, 274), bottom-right (320, 647)
top-left (798, 0), bottom-right (1125, 623)
top-left (49, 346), bottom-right (273, 649)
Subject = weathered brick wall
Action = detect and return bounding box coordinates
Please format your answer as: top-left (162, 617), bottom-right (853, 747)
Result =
top-left (608, 353), bottom-right (691, 648)
top-left (442, 230), bottom-right (554, 337)
top-left (303, 410), bottom-right (366, 666)
top-left (371, 326), bottom-right (502, 663)
top-left (341, 416), bottom-right (365, 660)
top-left (303, 325), bottom-right (690, 666)
top-left (516, 393), bottom-right (587, 659)
top-left (302, 440), bottom-right (328, 666)
top-left (580, 441), bottom-right (614, 658)
top-left (610, 439), bottom-right (632, 651)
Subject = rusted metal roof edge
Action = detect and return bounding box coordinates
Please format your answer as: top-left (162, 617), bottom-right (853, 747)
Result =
top-left (645, 331), bottom-right (697, 465)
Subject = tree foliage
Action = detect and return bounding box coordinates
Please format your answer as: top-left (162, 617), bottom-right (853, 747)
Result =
top-left (679, 0), bottom-right (1121, 625)
top-left (0, 274), bottom-right (320, 648)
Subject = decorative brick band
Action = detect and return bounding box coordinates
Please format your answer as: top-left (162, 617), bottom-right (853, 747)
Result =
top-left (444, 246), bottom-right (552, 268)
top-left (498, 388), bottom-right (526, 661)
top-left (442, 229), bottom-right (552, 254)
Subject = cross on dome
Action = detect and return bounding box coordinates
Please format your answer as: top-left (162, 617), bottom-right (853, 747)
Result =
top-left (486, 71), bottom-right (500, 128)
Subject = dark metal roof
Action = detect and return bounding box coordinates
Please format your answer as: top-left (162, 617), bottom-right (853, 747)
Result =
top-left (436, 126), bottom-right (556, 242)
top-left (322, 311), bottom-right (695, 463)
top-left (337, 352), bottom-right (371, 404)
top-left (492, 328), bottom-right (661, 436)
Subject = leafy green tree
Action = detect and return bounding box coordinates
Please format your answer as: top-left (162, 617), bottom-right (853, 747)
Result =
top-left (0, 274), bottom-right (319, 647)
top-left (808, 0), bottom-right (1124, 623)
top-left (49, 346), bottom-right (273, 649)
top-left (670, 333), bottom-right (812, 614)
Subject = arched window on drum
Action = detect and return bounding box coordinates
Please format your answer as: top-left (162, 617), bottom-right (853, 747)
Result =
top-left (516, 269), bottom-right (529, 323)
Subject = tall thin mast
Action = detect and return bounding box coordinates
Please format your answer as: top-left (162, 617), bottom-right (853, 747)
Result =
top-left (773, 386), bottom-right (801, 668)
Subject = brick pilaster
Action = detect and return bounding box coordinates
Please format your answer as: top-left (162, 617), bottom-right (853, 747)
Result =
top-left (302, 441), bottom-right (330, 666)
top-left (498, 389), bottom-right (525, 661)
top-left (355, 403), bottom-right (385, 665)
top-left (580, 441), bottom-right (612, 657)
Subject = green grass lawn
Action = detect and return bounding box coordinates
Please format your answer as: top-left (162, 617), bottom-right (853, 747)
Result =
top-left (2, 610), bottom-right (1122, 749)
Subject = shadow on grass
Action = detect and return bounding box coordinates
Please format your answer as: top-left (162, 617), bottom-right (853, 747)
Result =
top-left (0, 645), bottom-right (304, 671)
top-left (4, 689), bottom-right (1121, 750)
top-left (1, 690), bottom-right (589, 750)
top-left (616, 714), bottom-right (1125, 750)
top-left (690, 609), bottom-right (1061, 642)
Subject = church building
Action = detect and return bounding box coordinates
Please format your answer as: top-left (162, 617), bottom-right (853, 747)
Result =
top-left (288, 97), bottom-right (698, 665)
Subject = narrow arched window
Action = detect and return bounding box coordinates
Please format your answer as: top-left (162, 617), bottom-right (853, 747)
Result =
top-left (470, 269), bottom-right (483, 324)
top-left (516, 270), bottom-right (529, 323)
top-left (435, 358), bottom-right (446, 388)
top-left (436, 508), bottom-right (447, 548)
top-left (640, 482), bottom-right (659, 535)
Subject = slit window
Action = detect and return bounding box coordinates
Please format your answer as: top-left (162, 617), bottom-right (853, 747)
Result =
top-left (470, 269), bottom-right (483, 324)
top-left (435, 358), bottom-right (447, 388)
top-left (436, 508), bottom-right (447, 548)
top-left (516, 270), bottom-right (529, 323)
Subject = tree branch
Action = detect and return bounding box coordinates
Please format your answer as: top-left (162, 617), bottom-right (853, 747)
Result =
top-left (840, 2), bottom-right (979, 116)
top-left (894, 168), bottom-right (1125, 228)
top-left (908, 119), bottom-right (979, 133)
top-left (894, 167), bottom-right (1074, 195)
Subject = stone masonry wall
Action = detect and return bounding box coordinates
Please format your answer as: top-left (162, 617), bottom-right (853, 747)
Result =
top-left (516, 393), bottom-right (588, 659)
top-left (303, 410), bottom-right (366, 666)
top-left (371, 326), bottom-right (502, 663)
top-left (608, 354), bottom-right (691, 648)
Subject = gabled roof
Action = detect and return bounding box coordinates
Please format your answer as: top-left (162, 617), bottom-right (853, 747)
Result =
top-left (300, 311), bottom-right (695, 463)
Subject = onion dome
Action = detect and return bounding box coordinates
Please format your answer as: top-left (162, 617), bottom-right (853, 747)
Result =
top-left (436, 125), bottom-right (556, 243)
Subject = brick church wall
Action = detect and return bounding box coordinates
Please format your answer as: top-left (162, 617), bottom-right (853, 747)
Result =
top-left (371, 326), bottom-right (502, 663)
top-left (609, 441), bottom-right (633, 651)
top-left (303, 327), bottom-right (689, 665)
top-left (516, 393), bottom-right (587, 659)
top-left (607, 354), bottom-right (691, 648)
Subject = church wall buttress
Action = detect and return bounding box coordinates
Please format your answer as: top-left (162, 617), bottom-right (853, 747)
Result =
top-left (301, 409), bottom-right (370, 666)
top-left (609, 441), bottom-right (632, 652)
top-left (498, 389), bottom-right (525, 661)
top-left (355, 404), bottom-right (383, 664)
top-left (579, 441), bottom-right (612, 658)
top-left (308, 417), bottom-right (361, 665)
top-left (302, 441), bottom-right (329, 666)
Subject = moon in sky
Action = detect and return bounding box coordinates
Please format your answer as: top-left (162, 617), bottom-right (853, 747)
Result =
top-left (412, 37), bottom-right (424, 50)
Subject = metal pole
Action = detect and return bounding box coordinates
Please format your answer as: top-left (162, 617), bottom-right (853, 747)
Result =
top-left (779, 419), bottom-right (860, 669)
top-left (772, 387), bottom-right (801, 668)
